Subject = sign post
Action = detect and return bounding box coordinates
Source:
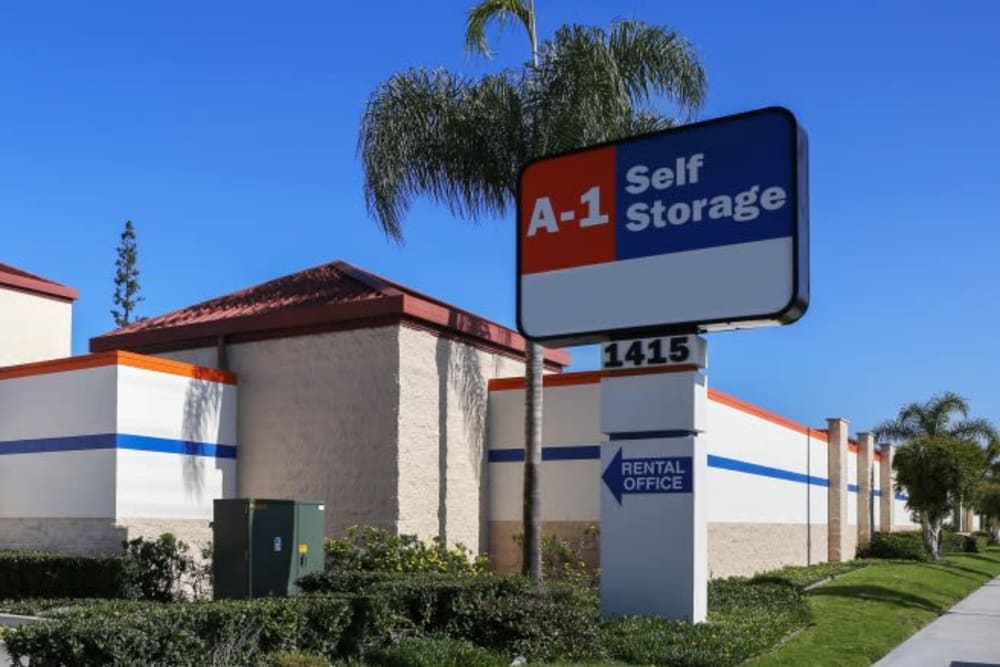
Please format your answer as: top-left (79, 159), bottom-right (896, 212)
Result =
top-left (516, 107), bottom-right (809, 622)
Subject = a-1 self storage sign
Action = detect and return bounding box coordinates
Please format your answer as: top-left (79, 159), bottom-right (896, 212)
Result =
top-left (517, 107), bottom-right (809, 346)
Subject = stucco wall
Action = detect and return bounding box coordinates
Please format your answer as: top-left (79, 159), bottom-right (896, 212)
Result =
top-left (163, 331), bottom-right (405, 537)
top-left (0, 288), bottom-right (71, 366)
top-left (396, 326), bottom-right (525, 552)
top-left (161, 326), bottom-right (526, 552)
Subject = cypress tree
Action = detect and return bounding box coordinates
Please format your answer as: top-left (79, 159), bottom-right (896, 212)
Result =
top-left (111, 220), bottom-right (144, 327)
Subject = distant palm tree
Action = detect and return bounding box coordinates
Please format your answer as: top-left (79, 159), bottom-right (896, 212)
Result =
top-left (875, 391), bottom-right (997, 533)
top-left (358, 0), bottom-right (706, 584)
top-left (874, 391), bottom-right (996, 446)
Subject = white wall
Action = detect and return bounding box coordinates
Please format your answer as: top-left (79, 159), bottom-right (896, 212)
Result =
top-left (0, 355), bottom-right (237, 523)
top-left (0, 366), bottom-right (117, 440)
top-left (114, 363), bottom-right (238, 519)
top-left (0, 288), bottom-right (72, 367)
top-left (487, 373), bottom-right (901, 573)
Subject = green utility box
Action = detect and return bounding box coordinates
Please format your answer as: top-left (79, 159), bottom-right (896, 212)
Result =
top-left (213, 498), bottom-right (325, 599)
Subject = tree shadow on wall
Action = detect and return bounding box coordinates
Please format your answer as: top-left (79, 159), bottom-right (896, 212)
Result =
top-left (182, 379), bottom-right (223, 502)
top-left (435, 309), bottom-right (488, 544)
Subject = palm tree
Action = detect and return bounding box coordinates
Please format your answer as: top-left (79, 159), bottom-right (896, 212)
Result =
top-left (875, 392), bottom-right (997, 539)
top-left (358, 0), bottom-right (706, 584)
top-left (874, 391), bottom-right (996, 446)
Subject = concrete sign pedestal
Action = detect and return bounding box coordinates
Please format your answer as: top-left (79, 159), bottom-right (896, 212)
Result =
top-left (599, 370), bottom-right (708, 622)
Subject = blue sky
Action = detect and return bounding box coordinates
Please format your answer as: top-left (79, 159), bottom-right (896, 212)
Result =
top-left (2, 1), bottom-right (998, 434)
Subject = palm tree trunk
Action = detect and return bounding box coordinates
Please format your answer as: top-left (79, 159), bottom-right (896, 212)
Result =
top-left (523, 341), bottom-right (543, 585)
top-left (922, 512), bottom-right (942, 561)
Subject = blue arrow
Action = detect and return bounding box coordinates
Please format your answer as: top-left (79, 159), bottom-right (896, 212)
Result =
top-left (602, 448), bottom-right (625, 504)
top-left (602, 448), bottom-right (693, 505)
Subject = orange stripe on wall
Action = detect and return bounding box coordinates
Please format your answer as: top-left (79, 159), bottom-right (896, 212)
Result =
top-left (0, 350), bottom-right (237, 385)
top-left (707, 388), bottom-right (829, 442)
top-left (487, 365), bottom-right (699, 391)
top-left (115, 351), bottom-right (237, 385)
top-left (489, 370), bottom-right (834, 444)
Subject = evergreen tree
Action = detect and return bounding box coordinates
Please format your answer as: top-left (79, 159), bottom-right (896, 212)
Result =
top-left (111, 220), bottom-right (145, 327)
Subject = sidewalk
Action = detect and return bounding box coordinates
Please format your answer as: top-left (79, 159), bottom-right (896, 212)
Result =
top-left (874, 576), bottom-right (1000, 666)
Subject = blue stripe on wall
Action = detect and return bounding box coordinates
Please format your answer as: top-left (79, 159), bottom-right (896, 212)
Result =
top-left (543, 445), bottom-right (600, 461)
top-left (0, 433), bottom-right (236, 459)
top-left (488, 448), bottom-right (526, 463)
top-left (116, 435), bottom-right (237, 459)
top-left (707, 454), bottom-right (830, 487)
top-left (0, 433), bottom-right (116, 455)
top-left (487, 447), bottom-right (908, 499)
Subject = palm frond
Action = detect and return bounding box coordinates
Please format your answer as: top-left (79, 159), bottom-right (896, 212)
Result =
top-left (607, 20), bottom-right (706, 117)
top-left (465, 0), bottom-right (533, 59)
top-left (528, 21), bottom-right (704, 155)
top-left (927, 391), bottom-right (969, 434)
top-left (359, 68), bottom-right (527, 241)
top-left (951, 417), bottom-right (998, 446)
top-left (873, 417), bottom-right (919, 444)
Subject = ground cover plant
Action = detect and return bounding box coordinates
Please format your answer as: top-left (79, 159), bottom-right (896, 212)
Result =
top-left (746, 546), bottom-right (1000, 667)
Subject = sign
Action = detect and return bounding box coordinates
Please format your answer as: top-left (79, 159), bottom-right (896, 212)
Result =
top-left (273, 536), bottom-right (282, 552)
top-left (602, 335), bottom-right (707, 370)
top-left (517, 107), bottom-right (809, 346)
top-left (602, 447), bottom-right (692, 504)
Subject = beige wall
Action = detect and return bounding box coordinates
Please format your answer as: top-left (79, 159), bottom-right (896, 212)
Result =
top-left (709, 523), bottom-right (829, 578)
top-left (0, 518), bottom-right (209, 555)
top-left (160, 325), bottom-right (524, 553)
top-left (161, 328), bottom-right (401, 537)
top-left (489, 520), bottom-right (830, 579)
top-left (0, 287), bottom-right (72, 367)
top-left (397, 327), bottom-right (524, 552)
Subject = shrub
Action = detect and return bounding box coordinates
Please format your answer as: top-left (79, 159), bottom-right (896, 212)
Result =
top-left (858, 531), bottom-right (928, 560)
top-left (119, 533), bottom-right (196, 602)
top-left (511, 526), bottom-right (600, 585)
top-left (269, 652), bottom-right (333, 667)
top-left (300, 571), bottom-right (600, 662)
top-left (3, 596), bottom-right (359, 666)
top-left (366, 637), bottom-right (506, 667)
top-left (325, 527), bottom-right (489, 575)
top-left (0, 551), bottom-right (127, 599)
top-left (444, 584), bottom-right (603, 661)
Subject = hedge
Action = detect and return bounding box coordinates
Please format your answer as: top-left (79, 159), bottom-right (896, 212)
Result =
top-left (300, 571), bottom-right (601, 661)
top-left (942, 531), bottom-right (988, 554)
top-left (365, 637), bottom-right (506, 667)
top-left (6, 573), bottom-right (811, 666)
top-left (0, 550), bottom-right (127, 599)
top-left (3, 596), bottom-right (381, 666)
top-left (857, 531), bottom-right (928, 560)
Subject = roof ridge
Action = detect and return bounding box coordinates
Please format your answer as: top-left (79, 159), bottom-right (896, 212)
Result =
top-left (0, 261), bottom-right (79, 301)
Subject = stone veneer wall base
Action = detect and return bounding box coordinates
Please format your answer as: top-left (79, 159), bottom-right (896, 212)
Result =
top-left (0, 518), bottom-right (212, 555)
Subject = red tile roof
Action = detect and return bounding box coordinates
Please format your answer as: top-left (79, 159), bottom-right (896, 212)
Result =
top-left (91, 260), bottom-right (570, 368)
top-left (0, 262), bottom-right (79, 301)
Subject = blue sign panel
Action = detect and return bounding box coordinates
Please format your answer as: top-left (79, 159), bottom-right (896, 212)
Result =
top-left (602, 448), bottom-right (692, 505)
top-left (614, 111), bottom-right (797, 261)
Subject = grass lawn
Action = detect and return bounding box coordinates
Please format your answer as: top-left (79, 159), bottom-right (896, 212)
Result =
top-left (747, 547), bottom-right (1000, 667)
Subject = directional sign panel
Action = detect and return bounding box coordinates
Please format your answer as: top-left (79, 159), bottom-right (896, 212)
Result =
top-left (517, 107), bottom-right (809, 345)
top-left (602, 448), bottom-right (692, 504)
